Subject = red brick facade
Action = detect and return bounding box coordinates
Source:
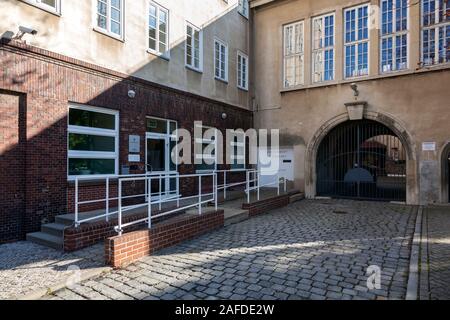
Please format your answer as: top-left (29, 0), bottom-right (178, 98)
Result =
top-left (0, 39), bottom-right (252, 243)
top-left (105, 210), bottom-right (224, 268)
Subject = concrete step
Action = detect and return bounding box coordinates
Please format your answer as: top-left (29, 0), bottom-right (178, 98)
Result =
top-left (289, 192), bottom-right (305, 204)
top-left (55, 214), bottom-right (76, 226)
top-left (41, 223), bottom-right (66, 237)
top-left (26, 232), bottom-right (63, 251)
top-left (223, 207), bottom-right (249, 226)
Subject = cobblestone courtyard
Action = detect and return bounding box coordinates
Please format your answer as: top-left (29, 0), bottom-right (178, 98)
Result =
top-left (420, 206), bottom-right (450, 300)
top-left (0, 242), bottom-right (105, 299)
top-left (44, 200), bottom-right (417, 300)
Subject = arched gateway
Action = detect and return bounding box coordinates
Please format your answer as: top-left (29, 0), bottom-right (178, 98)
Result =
top-left (316, 119), bottom-right (407, 201)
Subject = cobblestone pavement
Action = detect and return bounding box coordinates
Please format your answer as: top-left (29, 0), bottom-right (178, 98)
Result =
top-left (45, 200), bottom-right (416, 300)
top-left (421, 206), bottom-right (450, 300)
top-left (0, 242), bottom-right (105, 299)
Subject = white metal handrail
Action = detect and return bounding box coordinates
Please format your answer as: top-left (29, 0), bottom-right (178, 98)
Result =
top-left (245, 170), bottom-right (288, 203)
top-left (74, 172), bottom-right (180, 227)
top-left (215, 168), bottom-right (255, 200)
top-left (115, 172), bottom-right (218, 235)
top-left (73, 168), bottom-right (289, 231)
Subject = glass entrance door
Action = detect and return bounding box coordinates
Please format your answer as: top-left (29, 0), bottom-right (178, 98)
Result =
top-left (146, 134), bottom-right (178, 199)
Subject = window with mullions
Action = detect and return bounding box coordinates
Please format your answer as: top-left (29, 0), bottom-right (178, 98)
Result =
top-left (186, 22), bottom-right (202, 71)
top-left (312, 13), bottom-right (335, 83)
top-left (68, 105), bottom-right (119, 178)
top-left (149, 1), bottom-right (169, 57)
top-left (344, 4), bottom-right (369, 78)
top-left (422, 0), bottom-right (450, 65)
top-left (238, 0), bottom-right (249, 19)
top-left (214, 39), bottom-right (228, 82)
top-left (23, 0), bottom-right (60, 14)
top-left (237, 52), bottom-right (249, 90)
top-left (283, 21), bottom-right (304, 88)
top-left (96, 0), bottom-right (123, 39)
top-left (380, 0), bottom-right (409, 73)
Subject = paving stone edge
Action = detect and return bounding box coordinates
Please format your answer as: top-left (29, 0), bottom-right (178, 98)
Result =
top-left (405, 206), bottom-right (423, 300)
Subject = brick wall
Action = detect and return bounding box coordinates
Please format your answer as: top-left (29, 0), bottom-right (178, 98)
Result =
top-left (105, 210), bottom-right (224, 268)
top-left (0, 39), bottom-right (252, 243)
top-left (242, 194), bottom-right (291, 217)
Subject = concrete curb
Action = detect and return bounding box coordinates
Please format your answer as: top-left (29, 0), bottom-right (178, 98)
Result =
top-left (406, 206), bottom-right (423, 300)
top-left (14, 266), bottom-right (112, 300)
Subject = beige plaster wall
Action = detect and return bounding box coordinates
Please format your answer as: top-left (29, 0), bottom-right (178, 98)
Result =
top-left (253, 0), bottom-right (450, 205)
top-left (0, 0), bottom-right (250, 109)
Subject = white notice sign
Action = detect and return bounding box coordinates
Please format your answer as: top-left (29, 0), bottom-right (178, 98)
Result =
top-left (422, 142), bottom-right (436, 151)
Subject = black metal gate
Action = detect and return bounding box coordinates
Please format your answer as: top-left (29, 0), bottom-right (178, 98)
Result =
top-left (316, 120), bottom-right (406, 201)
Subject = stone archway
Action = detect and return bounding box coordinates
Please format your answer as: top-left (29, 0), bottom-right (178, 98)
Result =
top-left (305, 110), bottom-right (418, 204)
top-left (440, 143), bottom-right (450, 203)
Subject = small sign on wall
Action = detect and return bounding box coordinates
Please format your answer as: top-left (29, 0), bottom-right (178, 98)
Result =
top-left (128, 154), bottom-right (140, 163)
top-left (129, 135), bottom-right (140, 153)
top-left (422, 142), bottom-right (436, 152)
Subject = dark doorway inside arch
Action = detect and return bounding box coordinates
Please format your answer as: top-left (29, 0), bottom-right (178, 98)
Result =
top-left (448, 152), bottom-right (450, 203)
top-left (316, 120), bottom-right (406, 201)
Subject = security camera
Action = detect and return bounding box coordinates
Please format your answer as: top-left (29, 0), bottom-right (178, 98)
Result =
top-left (19, 26), bottom-right (38, 35)
top-left (13, 26), bottom-right (38, 40)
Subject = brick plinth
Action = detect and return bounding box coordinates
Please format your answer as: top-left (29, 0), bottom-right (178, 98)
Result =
top-left (105, 210), bottom-right (224, 268)
top-left (242, 194), bottom-right (291, 217)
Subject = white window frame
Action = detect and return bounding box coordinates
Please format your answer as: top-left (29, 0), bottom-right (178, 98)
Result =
top-left (312, 13), bottom-right (336, 83)
top-left (93, 0), bottom-right (125, 41)
top-left (237, 51), bottom-right (249, 91)
top-left (214, 38), bottom-right (229, 82)
top-left (148, 1), bottom-right (170, 59)
top-left (238, 0), bottom-right (250, 19)
top-left (283, 20), bottom-right (305, 88)
top-left (68, 104), bottom-right (119, 180)
top-left (380, 0), bottom-right (410, 73)
top-left (185, 21), bottom-right (203, 72)
top-left (195, 124), bottom-right (218, 173)
top-left (22, 0), bottom-right (61, 15)
top-left (421, 0), bottom-right (450, 66)
top-left (344, 4), bottom-right (370, 79)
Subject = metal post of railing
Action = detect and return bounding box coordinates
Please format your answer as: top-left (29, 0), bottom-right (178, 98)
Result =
top-left (159, 174), bottom-right (162, 211)
top-left (224, 171), bottom-right (227, 200)
top-left (118, 179), bottom-right (123, 236)
top-left (198, 175), bottom-right (202, 215)
top-left (257, 170), bottom-right (260, 201)
top-left (145, 172), bottom-right (148, 203)
top-left (284, 177), bottom-right (287, 193)
top-left (105, 177), bottom-right (110, 222)
top-left (246, 170), bottom-right (250, 203)
top-left (176, 173), bottom-right (180, 208)
top-left (148, 177), bottom-right (152, 229)
top-left (277, 173), bottom-right (280, 196)
top-left (74, 178), bottom-right (79, 227)
top-left (214, 173), bottom-right (218, 211)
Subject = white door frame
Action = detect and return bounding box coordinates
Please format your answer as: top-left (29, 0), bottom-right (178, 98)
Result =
top-left (145, 132), bottom-right (178, 198)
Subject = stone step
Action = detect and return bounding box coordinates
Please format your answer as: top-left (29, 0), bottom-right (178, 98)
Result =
top-left (41, 223), bottom-right (66, 237)
top-left (289, 192), bottom-right (305, 204)
top-left (55, 214), bottom-right (76, 226)
top-left (223, 208), bottom-right (249, 226)
top-left (26, 232), bottom-right (63, 251)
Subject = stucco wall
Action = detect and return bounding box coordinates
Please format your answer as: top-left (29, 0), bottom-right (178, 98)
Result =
top-left (252, 0), bottom-right (450, 205)
top-left (0, 0), bottom-right (250, 109)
